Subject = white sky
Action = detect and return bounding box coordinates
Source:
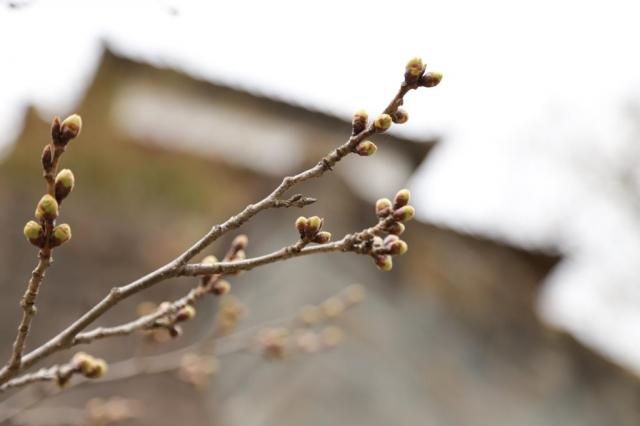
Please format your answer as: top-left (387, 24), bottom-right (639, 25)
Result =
top-left (2, 0), bottom-right (640, 373)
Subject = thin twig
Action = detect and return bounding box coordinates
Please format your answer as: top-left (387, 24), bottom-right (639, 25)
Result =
top-left (7, 137), bottom-right (67, 372)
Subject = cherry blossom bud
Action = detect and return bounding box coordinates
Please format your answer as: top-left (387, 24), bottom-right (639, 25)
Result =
top-left (355, 140), bottom-right (377, 156)
top-left (374, 254), bottom-right (393, 271)
top-left (392, 108), bottom-right (409, 124)
top-left (35, 194), bottom-right (59, 221)
top-left (232, 234), bottom-right (248, 251)
top-left (175, 305), bottom-right (196, 322)
top-left (41, 145), bottom-right (53, 172)
top-left (51, 224), bottom-right (71, 247)
top-left (60, 114), bottom-right (82, 141)
top-left (313, 231), bottom-right (332, 244)
top-left (387, 239), bottom-right (408, 255)
top-left (305, 216), bottom-right (323, 237)
top-left (375, 198), bottom-right (392, 217)
top-left (393, 189), bottom-right (411, 208)
top-left (352, 109), bottom-right (369, 134)
top-left (420, 71), bottom-right (443, 88)
top-left (23, 221), bottom-right (44, 247)
top-left (387, 222), bottom-right (405, 235)
top-left (54, 169), bottom-right (75, 202)
top-left (405, 57), bottom-right (425, 77)
top-left (393, 205), bottom-right (415, 222)
top-left (295, 216), bottom-right (308, 237)
top-left (373, 114), bottom-right (392, 132)
top-left (212, 279), bottom-right (231, 296)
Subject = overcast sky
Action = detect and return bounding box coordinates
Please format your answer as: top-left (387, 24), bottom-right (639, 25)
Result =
top-left (2, 0), bottom-right (640, 373)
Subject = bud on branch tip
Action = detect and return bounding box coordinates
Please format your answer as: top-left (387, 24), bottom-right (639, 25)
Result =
top-left (421, 71), bottom-right (443, 88)
top-left (406, 57), bottom-right (425, 77)
top-left (60, 114), bottom-right (82, 139)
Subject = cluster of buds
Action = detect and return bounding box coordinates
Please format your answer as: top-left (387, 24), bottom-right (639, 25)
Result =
top-left (295, 216), bottom-right (331, 244)
top-left (350, 108), bottom-right (392, 158)
top-left (256, 284), bottom-right (365, 360)
top-left (404, 57), bottom-right (443, 88)
top-left (200, 234), bottom-right (249, 296)
top-left (367, 189), bottom-right (414, 271)
top-left (24, 194), bottom-right (72, 249)
top-left (24, 114), bottom-right (82, 250)
top-left (349, 109), bottom-right (387, 158)
top-left (178, 353), bottom-right (219, 390)
top-left (350, 58), bottom-right (441, 159)
top-left (136, 301), bottom-right (197, 342)
top-left (51, 114), bottom-right (82, 148)
top-left (85, 397), bottom-right (142, 426)
top-left (158, 302), bottom-right (196, 339)
top-left (56, 352), bottom-right (108, 387)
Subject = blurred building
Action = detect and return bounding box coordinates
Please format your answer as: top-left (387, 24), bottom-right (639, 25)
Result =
top-left (0, 49), bottom-right (639, 426)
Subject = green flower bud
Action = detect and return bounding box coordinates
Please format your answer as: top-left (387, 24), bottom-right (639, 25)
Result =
top-left (305, 216), bottom-right (323, 237)
top-left (85, 358), bottom-right (108, 379)
top-left (393, 205), bottom-right (415, 222)
top-left (92, 359), bottom-right (108, 378)
top-left (393, 189), bottom-right (411, 208)
top-left (23, 220), bottom-right (44, 247)
top-left (387, 222), bottom-right (405, 235)
top-left (355, 140), bottom-right (377, 156)
top-left (352, 108), bottom-right (369, 134)
top-left (176, 305), bottom-right (196, 322)
top-left (392, 108), bottom-right (409, 124)
top-left (405, 57), bottom-right (425, 77)
top-left (374, 255), bottom-right (393, 272)
top-left (60, 114), bottom-right (82, 141)
top-left (54, 169), bottom-right (75, 202)
top-left (373, 114), bottom-right (392, 132)
top-left (420, 71), bottom-right (443, 88)
top-left (375, 198), bottom-right (392, 217)
top-left (55, 169), bottom-right (74, 189)
top-left (72, 352), bottom-right (108, 379)
top-left (212, 279), bottom-right (231, 296)
top-left (51, 224), bottom-right (72, 247)
top-left (313, 231), bottom-right (332, 244)
top-left (295, 216), bottom-right (308, 237)
top-left (72, 352), bottom-right (93, 372)
top-left (387, 239), bottom-right (408, 255)
top-left (35, 194), bottom-right (59, 221)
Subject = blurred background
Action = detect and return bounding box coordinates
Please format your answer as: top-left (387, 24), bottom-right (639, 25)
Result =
top-left (1, 0), bottom-right (640, 425)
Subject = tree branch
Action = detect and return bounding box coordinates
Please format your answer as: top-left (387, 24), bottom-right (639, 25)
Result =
top-left (0, 58), bottom-right (439, 389)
